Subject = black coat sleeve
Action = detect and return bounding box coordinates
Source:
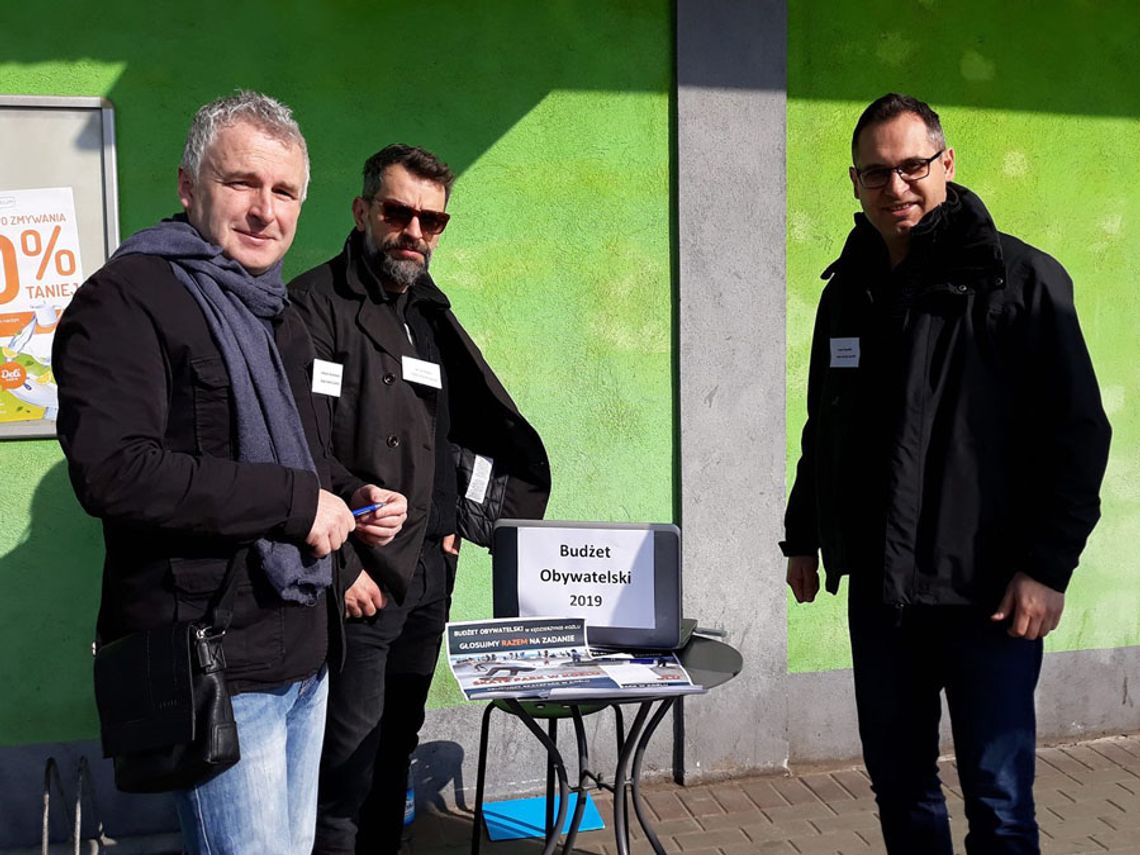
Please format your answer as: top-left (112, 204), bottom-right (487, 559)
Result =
top-left (781, 285), bottom-right (832, 557)
top-left (1016, 255), bottom-right (1111, 591)
top-left (54, 266), bottom-right (319, 542)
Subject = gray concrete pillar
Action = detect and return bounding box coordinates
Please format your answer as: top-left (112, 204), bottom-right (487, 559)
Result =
top-left (676, 0), bottom-right (789, 780)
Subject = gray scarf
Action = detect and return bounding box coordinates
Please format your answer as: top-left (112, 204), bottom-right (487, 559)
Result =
top-left (113, 216), bottom-right (330, 604)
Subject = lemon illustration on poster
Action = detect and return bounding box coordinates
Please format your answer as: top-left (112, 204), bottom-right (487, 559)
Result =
top-left (0, 187), bottom-right (84, 426)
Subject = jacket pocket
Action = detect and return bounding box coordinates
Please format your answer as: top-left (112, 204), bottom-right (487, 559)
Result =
top-left (169, 556), bottom-right (284, 675)
top-left (169, 555), bottom-right (228, 596)
top-left (221, 583), bottom-right (284, 675)
top-left (190, 357), bottom-right (233, 458)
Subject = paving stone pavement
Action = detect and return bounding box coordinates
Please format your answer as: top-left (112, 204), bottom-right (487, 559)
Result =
top-left (405, 734), bottom-right (1140, 854)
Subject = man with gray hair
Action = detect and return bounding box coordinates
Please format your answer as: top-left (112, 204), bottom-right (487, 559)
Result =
top-left (54, 91), bottom-right (407, 853)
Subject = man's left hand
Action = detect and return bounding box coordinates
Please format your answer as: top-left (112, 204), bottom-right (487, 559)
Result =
top-left (990, 571), bottom-right (1065, 640)
top-left (351, 485), bottom-right (408, 547)
top-left (442, 534), bottom-right (461, 556)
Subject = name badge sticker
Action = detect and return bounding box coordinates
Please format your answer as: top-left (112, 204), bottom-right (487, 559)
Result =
top-left (311, 359), bottom-right (343, 397)
top-left (401, 355), bottom-right (442, 389)
top-left (829, 337), bottom-right (860, 368)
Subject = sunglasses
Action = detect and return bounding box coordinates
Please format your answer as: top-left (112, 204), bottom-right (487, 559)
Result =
top-left (371, 199), bottom-right (450, 236)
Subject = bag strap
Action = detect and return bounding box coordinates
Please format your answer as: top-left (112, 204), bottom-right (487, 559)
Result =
top-left (203, 547), bottom-right (249, 633)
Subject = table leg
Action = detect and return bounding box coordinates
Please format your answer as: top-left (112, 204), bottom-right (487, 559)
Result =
top-left (559, 707), bottom-right (591, 854)
top-left (631, 697), bottom-right (677, 854)
top-left (545, 717), bottom-right (558, 838)
top-left (503, 699), bottom-right (570, 855)
top-left (611, 701), bottom-right (653, 855)
top-left (471, 703), bottom-right (497, 855)
top-left (612, 703), bottom-right (626, 750)
top-left (610, 703), bottom-right (628, 846)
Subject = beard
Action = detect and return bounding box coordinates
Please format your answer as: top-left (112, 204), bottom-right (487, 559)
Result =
top-left (363, 228), bottom-right (432, 291)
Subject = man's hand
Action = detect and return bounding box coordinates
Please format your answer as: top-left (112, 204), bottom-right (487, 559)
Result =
top-left (787, 554), bottom-right (820, 603)
top-left (344, 570), bottom-right (386, 619)
top-left (350, 485), bottom-right (408, 547)
top-left (991, 571), bottom-right (1065, 640)
top-left (306, 489), bottom-right (355, 557)
top-left (442, 533), bottom-right (461, 556)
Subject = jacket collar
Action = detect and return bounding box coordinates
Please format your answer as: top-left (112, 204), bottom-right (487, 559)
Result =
top-left (341, 229), bottom-right (451, 312)
top-left (340, 230), bottom-right (452, 361)
top-left (823, 183), bottom-right (1005, 286)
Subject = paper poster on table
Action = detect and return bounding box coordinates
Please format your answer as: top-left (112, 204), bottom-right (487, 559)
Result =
top-left (445, 616), bottom-right (699, 700)
top-left (515, 525), bottom-right (656, 629)
top-left (0, 187), bottom-right (84, 428)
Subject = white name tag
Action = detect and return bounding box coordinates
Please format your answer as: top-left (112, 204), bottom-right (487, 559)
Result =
top-left (311, 359), bottom-right (343, 397)
top-left (401, 355), bottom-right (442, 389)
top-left (464, 454), bottom-right (494, 504)
top-left (829, 337), bottom-right (860, 368)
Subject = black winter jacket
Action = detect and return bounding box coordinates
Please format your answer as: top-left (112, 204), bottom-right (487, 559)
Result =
top-left (289, 232), bottom-right (551, 603)
top-left (54, 254), bottom-right (365, 693)
top-left (783, 184), bottom-right (1110, 609)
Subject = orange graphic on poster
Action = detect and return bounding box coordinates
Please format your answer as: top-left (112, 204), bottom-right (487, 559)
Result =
top-left (0, 361), bottom-right (26, 389)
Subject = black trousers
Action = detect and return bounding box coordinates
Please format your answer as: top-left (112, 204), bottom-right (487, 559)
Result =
top-left (848, 578), bottom-right (1043, 855)
top-left (313, 544), bottom-right (456, 854)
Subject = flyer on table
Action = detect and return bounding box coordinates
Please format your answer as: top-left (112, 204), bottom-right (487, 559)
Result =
top-left (0, 187), bottom-right (84, 424)
top-left (446, 617), bottom-right (700, 700)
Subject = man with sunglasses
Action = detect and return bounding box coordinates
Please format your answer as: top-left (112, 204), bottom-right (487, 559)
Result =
top-left (782, 94), bottom-right (1110, 853)
top-left (290, 144), bottom-right (549, 853)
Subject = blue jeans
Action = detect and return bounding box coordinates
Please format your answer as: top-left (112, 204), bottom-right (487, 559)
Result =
top-left (848, 588), bottom-right (1043, 855)
top-left (174, 666), bottom-right (329, 855)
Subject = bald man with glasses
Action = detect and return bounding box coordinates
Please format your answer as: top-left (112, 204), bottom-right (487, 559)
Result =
top-left (290, 144), bottom-right (549, 853)
top-left (782, 94), bottom-right (1110, 854)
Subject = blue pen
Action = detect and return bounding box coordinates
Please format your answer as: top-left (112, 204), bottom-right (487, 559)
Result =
top-left (351, 502), bottom-right (386, 518)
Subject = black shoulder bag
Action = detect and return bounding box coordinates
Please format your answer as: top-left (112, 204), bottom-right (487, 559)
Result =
top-left (92, 551), bottom-right (244, 793)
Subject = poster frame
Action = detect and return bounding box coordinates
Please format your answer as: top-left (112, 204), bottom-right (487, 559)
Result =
top-left (0, 95), bottom-right (119, 439)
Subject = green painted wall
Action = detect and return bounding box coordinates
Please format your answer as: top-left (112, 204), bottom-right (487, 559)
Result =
top-left (787, 1), bottom-right (1140, 672)
top-left (0, 0), bottom-right (674, 744)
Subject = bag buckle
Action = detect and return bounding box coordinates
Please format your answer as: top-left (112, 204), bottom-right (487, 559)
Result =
top-left (193, 626), bottom-right (227, 673)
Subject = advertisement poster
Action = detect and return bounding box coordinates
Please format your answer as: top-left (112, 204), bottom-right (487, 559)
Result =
top-left (0, 187), bottom-right (84, 428)
top-left (446, 617), bottom-right (699, 701)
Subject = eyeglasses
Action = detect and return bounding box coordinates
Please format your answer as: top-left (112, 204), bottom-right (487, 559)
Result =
top-left (369, 198), bottom-right (451, 236)
top-left (854, 150), bottom-right (946, 189)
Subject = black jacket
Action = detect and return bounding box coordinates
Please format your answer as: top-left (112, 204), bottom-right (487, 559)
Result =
top-left (54, 254), bottom-right (364, 692)
top-left (289, 232), bottom-right (551, 603)
top-left (783, 184), bottom-right (1111, 608)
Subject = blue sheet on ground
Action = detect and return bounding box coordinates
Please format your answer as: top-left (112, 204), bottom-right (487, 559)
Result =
top-left (482, 792), bottom-right (604, 840)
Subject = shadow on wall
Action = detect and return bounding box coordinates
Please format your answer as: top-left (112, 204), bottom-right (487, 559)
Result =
top-left (0, 0), bottom-right (672, 275)
top-left (788, 0), bottom-right (1140, 118)
top-left (0, 459), bottom-right (102, 742)
top-left (415, 740), bottom-right (468, 813)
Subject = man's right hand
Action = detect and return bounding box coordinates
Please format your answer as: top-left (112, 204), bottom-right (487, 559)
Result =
top-left (305, 489), bottom-right (355, 557)
top-left (787, 554), bottom-right (821, 603)
top-left (344, 570), bottom-right (387, 618)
